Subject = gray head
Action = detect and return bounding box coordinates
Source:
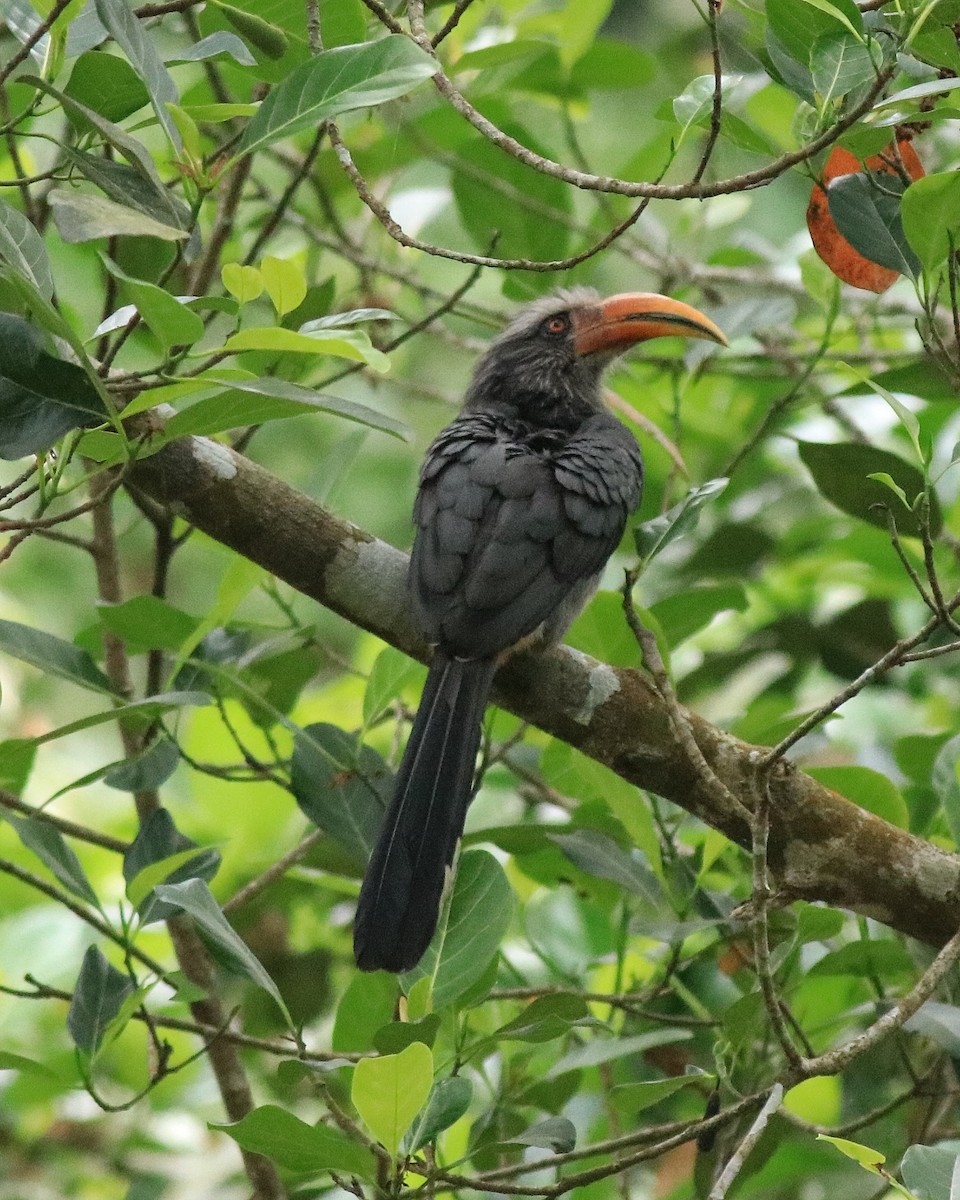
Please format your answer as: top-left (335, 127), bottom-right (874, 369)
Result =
top-left (463, 287), bottom-right (727, 428)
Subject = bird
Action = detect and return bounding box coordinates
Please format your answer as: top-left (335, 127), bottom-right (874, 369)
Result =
top-left (353, 287), bottom-right (727, 973)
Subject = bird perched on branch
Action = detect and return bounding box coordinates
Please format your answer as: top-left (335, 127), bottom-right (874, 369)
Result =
top-left (354, 287), bottom-right (727, 973)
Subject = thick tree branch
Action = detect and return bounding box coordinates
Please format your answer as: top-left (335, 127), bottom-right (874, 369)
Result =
top-left (129, 432), bottom-right (960, 948)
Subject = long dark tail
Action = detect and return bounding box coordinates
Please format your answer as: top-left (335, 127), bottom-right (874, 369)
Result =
top-left (353, 653), bottom-right (497, 972)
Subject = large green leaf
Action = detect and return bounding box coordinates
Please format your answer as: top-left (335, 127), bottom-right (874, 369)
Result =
top-left (452, 116), bottom-right (572, 266)
top-left (407, 1077), bottom-right (473, 1152)
top-left (64, 50), bottom-right (151, 127)
top-left (798, 441), bottom-right (939, 537)
top-left (23, 76), bottom-right (159, 184)
top-left (0, 616), bottom-right (114, 692)
top-left (49, 191), bottom-right (188, 244)
top-left (67, 945), bottom-right (135, 1054)
top-left (351, 1041), bottom-right (433, 1157)
top-left (405, 849), bottom-right (514, 1009)
top-left (212, 1106), bottom-right (375, 1178)
top-left (100, 259), bottom-right (204, 350)
top-left (0, 313), bottom-right (112, 459)
top-left (123, 808), bottom-right (220, 924)
top-left (827, 172), bottom-right (920, 277)
top-left (291, 723), bottom-right (390, 865)
top-left (221, 326), bottom-right (390, 371)
top-left (0, 198), bottom-right (53, 299)
top-left (765, 0), bottom-right (862, 66)
top-left (61, 149), bottom-right (190, 232)
top-left (900, 171), bottom-right (960, 270)
top-left (809, 30), bottom-right (877, 105)
top-left (4, 813), bottom-right (99, 906)
top-left (155, 879), bottom-right (294, 1027)
top-left (235, 36), bottom-right (436, 160)
top-left (93, 0), bottom-right (181, 151)
top-left (633, 478), bottom-right (728, 563)
top-left (901, 1143), bottom-right (960, 1200)
top-left (166, 374), bottom-right (409, 441)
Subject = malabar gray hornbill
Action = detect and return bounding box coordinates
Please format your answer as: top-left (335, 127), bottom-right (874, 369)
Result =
top-left (354, 287), bottom-right (727, 973)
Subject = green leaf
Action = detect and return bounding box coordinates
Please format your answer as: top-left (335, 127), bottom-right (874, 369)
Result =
top-left (0, 617), bottom-right (113, 692)
top-left (154, 878), bottom-right (293, 1026)
top-left (261, 256), bottom-right (307, 317)
top-left (93, 0), bottom-right (181, 151)
top-left (0, 198), bottom-right (53, 299)
top-left (810, 31), bottom-right (876, 105)
top-left (867, 472), bottom-right (910, 509)
top-left (212, 1105), bottom-right (376, 1178)
top-left (547, 1028), bottom-right (693, 1079)
top-left (807, 765), bottom-right (908, 828)
top-left (4, 813), bottom-right (99, 905)
top-left (165, 374), bottom-right (409, 441)
top-left (800, 0), bottom-right (863, 39)
top-left (166, 31), bottom-right (257, 66)
top-left (408, 1077), bottom-right (473, 1152)
top-left (827, 172), bottom-right (920, 277)
top-left (496, 993), bottom-right (590, 1044)
top-left (64, 50), bottom-right (150, 126)
top-left (97, 596), bottom-right (199, 654)
top-left (817, 1134), bottom-right (886, 1171)
top-left (300, 308), bottom-right (397, 331)
top-left (809, 939), bottom-right (915, 978)
top-left (452, 117), bottom-right (572, 266)
top-left (0, 312), bottom-right (112, 460)
top-left (23, 77), bottom-right (171, 203)
top-left (363, 647), bottom-right (425, 728)
top-left (67, 945), bottom-right (135, 1054)
top-left (48, 191), bottom-right (188, 244)
top-left (351, 1041), bottom-right (434, 1157)
top-left (331, 970), bottom-right (398, 1053)
top-left (874, 76), bottom-right (960, 108)
top-left (374, 1014), bottom-right (441, 1054)
top-left (510, 1117), bottom-right (576, 1153)
top-left (901, 1143), bottom-right (960, 1200)
top-left (405, 849), bottom-right (514, 1010)
top-left (0, 739), bottom-right (37, 791)
top-left (797, 441), bottom-right (940, 537)
top-left (633, 478), bottom-right (728, 563)
top-left (613, 1075), bottom-right (710, 1114)
top-left (932, 733), bottom-right (960, 848)
top-left (649, 583), bottom-right (748, 647)
top-left (291, 723), bottom-right (391, 864)
top-left (126, 846), bottom-right (216, 911)
top-left (222, 325), bottom-right (390, 371)
top-left (24, 694), bottom-right (210, 749)
top-left (904, 1001), bottom-right (960, 1056)
top-left (101, 259), bottom-right (204, 350)
top-left (550, 830), bottom-right (661, 901)
top-left (213, 2), bottom-right (289, 59)
top-left (222, 263), bottom-right (264, 303)
top-left (0, 1049), bottom-right (58, 1079)
top-left (766, 0), bottom-right (861, 67)
top-left (901, 171), bottom-right (960, 270)
top-left (235, 37), bottom-right (437, 161)
top-left (103, 737), bottom-right (181, 793)
top-left (123, 808), bottom-right (220, 924)
top-left (319, 0), bottom-right (366, 47)
top-left (60, 148), bottom-right (189, 233)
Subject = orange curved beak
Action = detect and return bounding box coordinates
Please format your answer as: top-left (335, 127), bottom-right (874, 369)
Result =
top-left (573, 292), bottom-right (728, 357)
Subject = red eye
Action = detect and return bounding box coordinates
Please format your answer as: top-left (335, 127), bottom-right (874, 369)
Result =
top-left (545, 315), bottom-right (568, 335)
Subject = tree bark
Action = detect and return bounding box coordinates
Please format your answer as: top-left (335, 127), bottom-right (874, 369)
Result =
top-left (130, 432), bottom-right (960, 948)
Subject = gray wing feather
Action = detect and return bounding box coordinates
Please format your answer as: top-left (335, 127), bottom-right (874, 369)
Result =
top-left (410, 410), bottom-right (643, 657)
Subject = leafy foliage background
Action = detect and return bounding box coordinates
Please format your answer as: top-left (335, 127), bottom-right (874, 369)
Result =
top-left (1, 0), bottom-right (960, 1197)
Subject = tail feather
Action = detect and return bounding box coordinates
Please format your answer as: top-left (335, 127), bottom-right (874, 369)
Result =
top-left (354, 654), bottom-right (496, 972)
